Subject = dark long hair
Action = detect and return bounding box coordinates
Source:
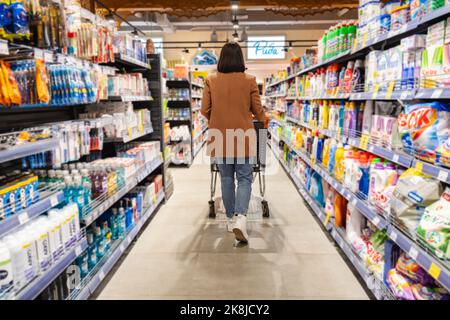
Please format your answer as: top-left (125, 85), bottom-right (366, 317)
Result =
top-left (217, 42), bottom-right (246, 73)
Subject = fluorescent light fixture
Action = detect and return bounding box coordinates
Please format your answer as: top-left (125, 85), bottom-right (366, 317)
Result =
top-left (231, 0), bottom-right (239, 10)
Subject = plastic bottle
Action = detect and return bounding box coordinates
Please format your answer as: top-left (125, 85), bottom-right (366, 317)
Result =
top-left (94, 226), bottom-right (105, 259)
top-left (118, 204), bottom-right (126, 238)
top-left (110, 208), bottom-right (119, 240)
top-left (86, 232), bottom-right (97, 270)
top-left (47, 211), bottom-right (64, 261)
top-left (368, 160), bottom-right (387, 202)
top-left (343, 146), bottom-right (355, 189)
top-left (81, 169), bottom-right (92, 212)
top-left (72, 175), bottom-right (85, 219)
top-left (311, 132), bottom-right (319, 163)
top-left (0, 240), bottom-right (14, 297)
top-left (125, 199), bottom-right (133, 231)
top-left (76, 250), bottom-right (89, 278)
top-left (322, 139), bottom-right (331, 169)
top-left (328, 139), bottom-right (338, 173)
top-left (29, 218), bottom-right (52, 272)
top-left (334, 142), bottom-right (345, 181)
top-left (102, 221), bottom-right (111, 252)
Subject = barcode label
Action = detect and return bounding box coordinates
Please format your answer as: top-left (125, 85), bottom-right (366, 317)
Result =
top-left (18, 212), bottom-right (29, 225)
top-left (437, 170), bottom-right (449, 182)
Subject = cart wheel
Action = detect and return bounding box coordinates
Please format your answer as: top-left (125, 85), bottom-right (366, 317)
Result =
top-left (261, 200), bottom-right (270, 218)
top-left (208, 200), bottom-right (216, 218)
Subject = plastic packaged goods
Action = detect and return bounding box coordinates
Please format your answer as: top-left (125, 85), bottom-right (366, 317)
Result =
top-left (416, 187), bottom-right (450, 259)
top-left (398, 102), bottom-right (450, 164)
top-left (390, 168), bottom-right (443, 235)
top-left (0, 240), bottom-right (13, 297)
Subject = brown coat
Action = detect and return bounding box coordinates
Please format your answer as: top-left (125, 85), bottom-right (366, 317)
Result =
top-left (200, 72), bottom-right (265, 158)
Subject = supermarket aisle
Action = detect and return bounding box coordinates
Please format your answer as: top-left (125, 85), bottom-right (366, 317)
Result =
top-left (96, 148), bottom-right (369, 300)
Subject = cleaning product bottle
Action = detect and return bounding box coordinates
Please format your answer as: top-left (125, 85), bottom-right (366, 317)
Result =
top-left (0, 240), bottom-right (14, 297)
top-left (118, 202), bottom-right (126, 238)
top-left (72, 175), bottom-right (85, 219)
top-left (94, 225), bottom-right (105, 259)
top-left (76, 250), bottom-right (89, 278)
top-left (81, 169), bottom-right (92, 212)
top-left (311, 131), bottom-right (319, 163)
top-left (334, 142), bottom-right (345, 181)
top-left (368, 159), bottom-right (386, 203)
top-left (328, 139), bottom-right (338, 173)
top-left (86, 232), bottom-right (97, 270)
top-left (47, 211), bottom-right (64, 261)
top-left (110, 208), bottom-right (119, 241)
top-left (334, 193), bottom-right (348, 228)
top-left (317, 135), bottom-right (324, 164)
top-left (343, 146), bottom-right (355, 188)
top-left (322, 139), bottom-right (330, 168)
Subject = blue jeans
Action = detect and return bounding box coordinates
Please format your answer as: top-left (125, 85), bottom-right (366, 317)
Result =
top-left (217, 162), bottom-right (253, 218)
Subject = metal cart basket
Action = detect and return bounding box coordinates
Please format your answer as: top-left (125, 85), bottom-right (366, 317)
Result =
top-left (208, 121), bottom-right (269, 218)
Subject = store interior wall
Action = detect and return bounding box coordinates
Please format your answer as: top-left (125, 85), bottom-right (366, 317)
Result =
top-left (157, 29), bottom-right (325, 81)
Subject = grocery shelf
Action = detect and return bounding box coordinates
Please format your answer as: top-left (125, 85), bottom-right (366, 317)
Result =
top-left (109, 53), bottom-right (151, 70)
top-left (266, 7), bottom-right (450, 93)
top-left (298, 93), bottom-right (350, 100)
top-left (350, 90), bottom-right (415, 101)
top-left (270, 143), bottom-right (393, 299)
top-left (266, 93), bottom-right (287, 98)
top-left (285, 116), bottom-right (301, 125)
top-left (167, 100), bottom-right (191, 108)
top-left (276, 134), bottom-right (450, 291)
top-left (386, 227), bottom-right (450, 291)
top-left (70, 192), bottom-right (165, 300)
top-left (104, 126), bottom-right (153, 143)
top-left (415, 88), bottom-right (450, 99)
top-left (81, 156), bottom-right (163, 226)
top-left (191, 82), bottom-right (204, 89)
top-left (270, 118), bottom-right (285, 127)
top-left (165, 117), bottom-right (191, 122)
top-left (106, 96), bottom-right (153, 102)
top-left (0, 190), bottom-right (64, 238)
top-left (0, 138), bottom-right (59, 164)
top-left (411, 159), bottom-right (450, 184)
top-left (166, 79), bottom-right (191, 88)
top-left (16, 238), bottom-right (88, 300)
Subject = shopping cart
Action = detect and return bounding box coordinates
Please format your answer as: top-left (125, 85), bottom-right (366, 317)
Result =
top-left (208, 121), bottom-right (269, 218)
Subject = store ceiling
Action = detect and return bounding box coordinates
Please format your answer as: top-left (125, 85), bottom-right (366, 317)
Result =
top-left (112, 2), bottom-right (358, 33)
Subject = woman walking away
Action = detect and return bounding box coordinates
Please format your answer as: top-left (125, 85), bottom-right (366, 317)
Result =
top-left (200, 42), bottom-right (266, 243)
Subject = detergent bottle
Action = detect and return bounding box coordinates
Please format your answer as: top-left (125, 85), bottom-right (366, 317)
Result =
top-left (334, 142), bottom-right (345, 181)
top-left (322, 139), bottom-right (330, 168)
top-left (328, 139), bottom-right (338, 173)
top-left (343, 146), bottom-right (354, 188)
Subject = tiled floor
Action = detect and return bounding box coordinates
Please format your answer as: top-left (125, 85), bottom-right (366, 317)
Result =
top-left (96, 148), bottom-right (369, 300)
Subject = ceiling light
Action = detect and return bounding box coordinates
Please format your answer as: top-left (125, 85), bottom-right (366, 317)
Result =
top-left (105, 13), bottom-right (115, 22)
top-left (132, 29), bottom-right (139, 38)
top-left (210, 29), bottom-right (218, 42)
top-left (241, 28), bottom-right (248, 41)
top-left (283, 47), bottom-right (288, 52)
top-left (289, 41), bottom-right (293, 50)
top-left (197, 43), bottom-right (202, 51)
top-left (233, 20), bottom-right (239, 29)
top-left (231, 0), bottom-right (239, 10)
top-left (232, 31), bottom-right (239, 42)
top-left (182, 48), bottom-right (190, 53)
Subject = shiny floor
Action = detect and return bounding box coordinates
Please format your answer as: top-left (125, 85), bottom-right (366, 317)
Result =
top-left (95, 148), bottom-right (369, 300)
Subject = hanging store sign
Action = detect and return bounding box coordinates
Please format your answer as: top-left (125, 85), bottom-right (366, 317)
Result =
top-left (247, 36), bottom-right (285, 60)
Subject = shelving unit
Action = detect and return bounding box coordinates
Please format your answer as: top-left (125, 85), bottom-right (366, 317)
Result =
top-left (0, 39), bottom-right (170, 300)
top-left (164, 70), bottom-right (207, 167)
top-left (269, 131), bottom-right (450, 293)
top-left (67, 191), bottom-right (165, 300)
top-left (264, 6), bottom-right (450, 300)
